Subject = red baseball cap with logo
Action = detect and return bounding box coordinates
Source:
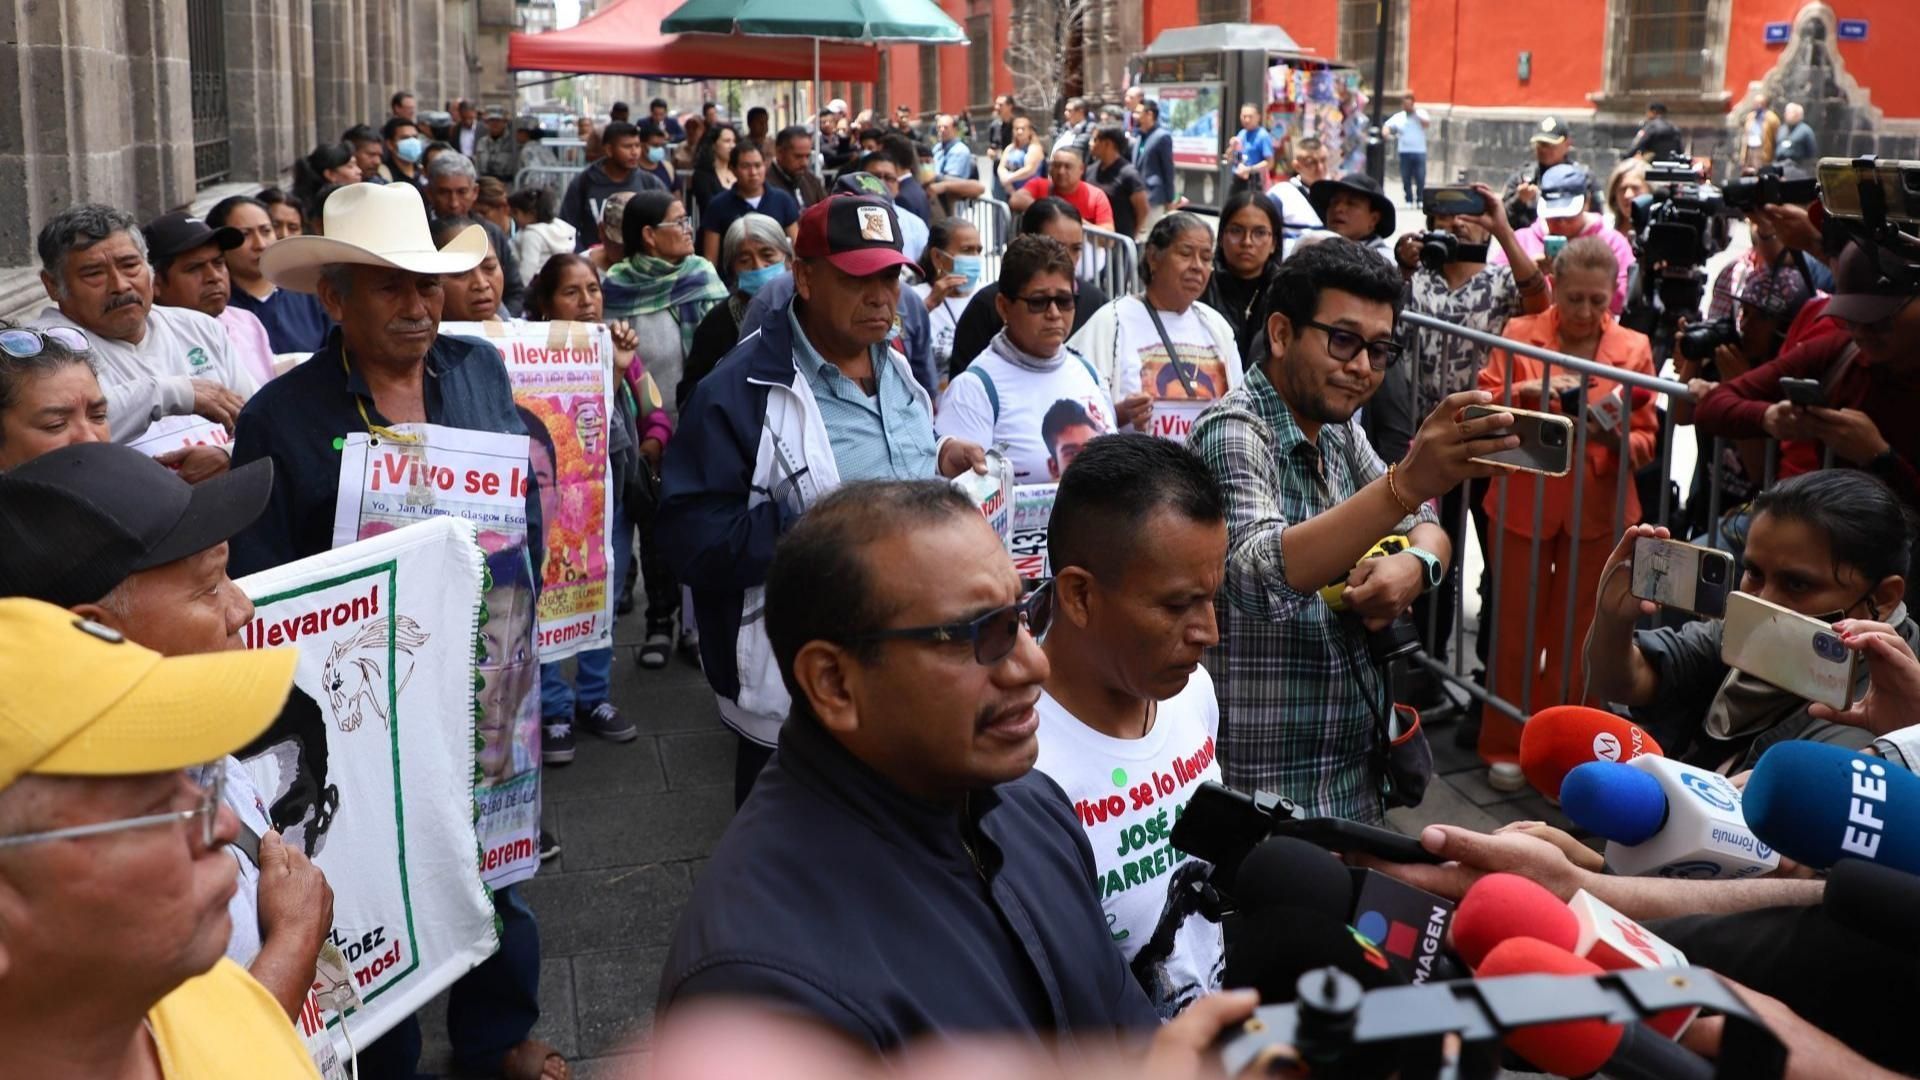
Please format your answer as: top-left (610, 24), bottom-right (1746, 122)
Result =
top-left (794, 195), bottom-right (917, 277)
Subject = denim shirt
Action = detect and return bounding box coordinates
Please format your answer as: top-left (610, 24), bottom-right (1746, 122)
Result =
top-left (229, 328), bottom-right (541, 577)
top-left (789, 308), bottom-right (937, 483)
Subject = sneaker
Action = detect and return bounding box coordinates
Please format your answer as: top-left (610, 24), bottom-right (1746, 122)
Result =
top-left (639, 621), bottom-right (672, 669)
top-left (538, 829), bottom-right (561, 863)
top-left (578, 701), bottom-right (638, 743)
top-left (1487, 762), bottom-right (1526, 793)
top-left (542, 717), bottom-right (577, 765)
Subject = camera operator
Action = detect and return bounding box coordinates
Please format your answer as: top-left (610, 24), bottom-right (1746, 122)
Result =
top-left (1381, 184), bottom-right (1549, 680)
top-left (1695, 238), bottom-right (1920, 514)
top-left (1189, 238), bottom-right (1521, 824)
top-left (1501, 116), bottom-right (1600, 231)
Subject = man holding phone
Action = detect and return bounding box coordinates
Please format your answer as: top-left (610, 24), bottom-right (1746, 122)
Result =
top-left (1190, 238), bottom-right (1519, 823)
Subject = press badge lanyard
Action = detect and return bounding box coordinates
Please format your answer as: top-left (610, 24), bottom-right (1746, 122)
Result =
top-left (341, 350), bottom-right (435, 509)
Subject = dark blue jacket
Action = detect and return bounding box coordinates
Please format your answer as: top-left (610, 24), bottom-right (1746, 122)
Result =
top-left (658, 713), bottom-right (1162, 1050)
top-left (1136, 127), bottom-right (1177, 208)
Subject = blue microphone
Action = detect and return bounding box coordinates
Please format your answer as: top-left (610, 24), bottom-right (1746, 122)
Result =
top-left (1560, 758), bottom-right (1776, 878)
top-left (1744, 741), bottom-right (1920, 875)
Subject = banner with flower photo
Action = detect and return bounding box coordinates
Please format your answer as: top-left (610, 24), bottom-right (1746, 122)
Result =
top-left (447, 320), bottom-right (616, 663)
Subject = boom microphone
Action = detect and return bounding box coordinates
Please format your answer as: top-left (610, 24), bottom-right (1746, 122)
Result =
top-left (1744, 741), bottom-right (1920, 874)
top-left (1519, 705), bottom-right (1663, 801)
top-left (1476, 938), bottom-right (1712, 1080)
top-left (1560, 756), bottom-right (1778, 878)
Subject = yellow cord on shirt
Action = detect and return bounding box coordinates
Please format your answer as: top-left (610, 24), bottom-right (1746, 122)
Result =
top-left (341, 349), bottom-right (422, 445)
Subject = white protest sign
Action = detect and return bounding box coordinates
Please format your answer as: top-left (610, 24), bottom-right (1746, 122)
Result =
top-left (1010, 483), bottom-right (1057, 580)
top-left (330, 422), bottom-right (542, 888)
top-left (235, 518), bottom-right (498, 1061)
top-left (126, 414), bottom-right (232, 458)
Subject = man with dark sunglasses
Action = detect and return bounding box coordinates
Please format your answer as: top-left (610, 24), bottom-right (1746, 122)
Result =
top-left (1033, 435), bottom-right (1229, 1018)
top-left (0, 597), bottom-right (322, 1078)
top-left (1189, 237), bottom-right (1519, 824)
top-left (657, 479), bottom-right (1258, 1055)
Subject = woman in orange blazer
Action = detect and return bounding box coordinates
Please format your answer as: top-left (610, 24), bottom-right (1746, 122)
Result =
top-left (1476, 236), bottom-right (1657, 788)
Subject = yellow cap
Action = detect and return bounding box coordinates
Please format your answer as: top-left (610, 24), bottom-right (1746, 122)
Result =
top-left (0, 598), bottom-right (298, 789)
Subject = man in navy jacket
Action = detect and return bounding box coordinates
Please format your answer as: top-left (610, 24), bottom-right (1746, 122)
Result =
top-left (656, 480), bottom-right (1256, 1053)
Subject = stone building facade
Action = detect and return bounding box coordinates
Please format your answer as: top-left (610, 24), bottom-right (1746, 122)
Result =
top-left (0, 0), bottom-right (513, 279)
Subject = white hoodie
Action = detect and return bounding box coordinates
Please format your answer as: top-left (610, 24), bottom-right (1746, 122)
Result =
top-left (512, 219), bottom-right (579, 286)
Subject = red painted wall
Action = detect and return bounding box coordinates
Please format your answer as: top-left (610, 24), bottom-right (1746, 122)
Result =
top-left (1723, 1), bottom-right (1920, 118)
top-left (1442, 0), bottom-right (1607, 107)
top-left (1145, 0), bottom-right (1200, 48)
top-left (1251, 0), bottom-right (1337, 59)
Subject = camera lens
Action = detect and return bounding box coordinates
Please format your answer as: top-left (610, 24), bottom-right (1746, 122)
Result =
top-left (1540, 423), bottom-right (1567, 448)
top-left (1700, 557), bottom-right (1726, 585)
top-left (1814, 632), bottom-right (1842, 662)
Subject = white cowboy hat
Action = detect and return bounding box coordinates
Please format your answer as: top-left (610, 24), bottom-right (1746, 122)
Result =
top-left (261, 183), bottom-right (488, 294)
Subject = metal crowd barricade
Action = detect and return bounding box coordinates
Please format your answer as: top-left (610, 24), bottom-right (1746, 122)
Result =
top-left (954, 196), bottom-right (1012, 254)
top-left (513, 165), bottom-right (583, 204)
top-left (545, 138), bottom-right (589, 169)
top-left (1393, 311), bottom-right (1751, 728)
top-left (1080, 225), bottom-right (1140, 300)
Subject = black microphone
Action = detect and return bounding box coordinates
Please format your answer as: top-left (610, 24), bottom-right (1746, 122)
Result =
top-left (1223, 905), bottom-right (1405, 1005)
top-left (1233, 836), bottom-right (1352, 918)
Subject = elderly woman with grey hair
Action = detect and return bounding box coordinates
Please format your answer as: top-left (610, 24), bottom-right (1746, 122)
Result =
top-left (679, 212), bottom-right (793, 411)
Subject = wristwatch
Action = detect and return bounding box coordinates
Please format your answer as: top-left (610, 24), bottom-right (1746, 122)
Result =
top-left (1407, 546), bottom-right (1445, 593)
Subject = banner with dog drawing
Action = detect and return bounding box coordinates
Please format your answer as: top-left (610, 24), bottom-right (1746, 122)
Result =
top-left (447, 320), bottom-right (616, 664)
top-left (234, 517), bottom-right (498, 1063)
top-left (328, 422), bottom-right (542, 889)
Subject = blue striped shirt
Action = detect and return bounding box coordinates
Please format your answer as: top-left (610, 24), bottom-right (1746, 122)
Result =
top-left (790, 309), bottom-right (938, 482)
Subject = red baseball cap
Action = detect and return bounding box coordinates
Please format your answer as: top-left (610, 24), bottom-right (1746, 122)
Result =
top-left (794, 195), bottom-right (916, 277)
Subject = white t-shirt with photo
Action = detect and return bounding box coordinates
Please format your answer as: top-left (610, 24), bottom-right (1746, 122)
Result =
top-left (912, 282), bottom-right (971, 379)
top-left (1033, 667), bottom-right (1225, 1019)
top-left (935, 346), bottom-right (1115, 483)
top-left (1113, 299), bottom-right (1241, 443)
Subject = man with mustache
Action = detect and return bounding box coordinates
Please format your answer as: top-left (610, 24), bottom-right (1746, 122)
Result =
top-left (1032, 435), bottom-right (1228, 1018)
top-left (29, 204), bottom-right (258, 481)
top-left (658, 479), bottom-right (1258, 1053)
top-left (224, 179), bottom-right (565, 1079)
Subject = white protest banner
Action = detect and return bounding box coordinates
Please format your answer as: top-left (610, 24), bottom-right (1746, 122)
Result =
top-left (449, 321), bottom-right (616, 662)
top-left (126, 414), bottom-right (232, 458)
top-left (235, 517), bottom-right (498, 1061)
top-left (331, 422), bottom-right (542, 888)
top-left (1009, 483), bottom-right (1057, 580)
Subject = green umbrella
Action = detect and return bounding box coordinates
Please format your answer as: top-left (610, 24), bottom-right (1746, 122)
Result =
top-left (661, 0), bottom-right (966, 121)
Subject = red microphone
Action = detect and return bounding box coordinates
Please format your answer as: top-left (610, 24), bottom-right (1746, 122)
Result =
top-left (1451, 872), bottom-right (1578, 969)
top-left (1519, 705), bottom-right (1663, 801)
top-left (1477, 938), bottom-right (1713, 1079)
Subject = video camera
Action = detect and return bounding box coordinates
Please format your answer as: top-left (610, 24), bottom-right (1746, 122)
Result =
top-left (1721, 165), bottom-right (1820, 213)
top-left (1677, 314), bottom-right (1740, 362)
top-left (1621, 156), bottom-right (1732, 349)
top-left (1413, 230), bottom-right (1491, 273)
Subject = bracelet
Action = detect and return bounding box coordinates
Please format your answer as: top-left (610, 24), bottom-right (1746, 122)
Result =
top-left (1385, 463), bottom-right (1421, 516)
top-left (1515, 269), bottom-right (1548, 292)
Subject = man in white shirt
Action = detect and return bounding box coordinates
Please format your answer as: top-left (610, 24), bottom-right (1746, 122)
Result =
top-left (1032, 433), bottom-right (1228, 1019)
top-left (31, 204), bottom-right (256, 481)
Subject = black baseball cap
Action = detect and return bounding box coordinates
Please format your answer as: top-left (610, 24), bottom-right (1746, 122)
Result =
top-left (794, 195), bottom-right (916, 276)
top-left (0, 443), bottom-right (273, 608)
top-left (1531, 116), bottom-right (1571, 146)
top-left (143, 211), bottom-right (242, 261)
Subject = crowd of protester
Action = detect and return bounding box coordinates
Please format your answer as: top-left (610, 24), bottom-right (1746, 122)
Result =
top-left (6, 78), bottom-right (1920, 1080)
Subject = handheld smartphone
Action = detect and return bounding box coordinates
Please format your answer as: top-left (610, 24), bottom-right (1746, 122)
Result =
top-left (1779, 377), bottom-right (1825, 408)
top-left (1424, 186), bottom-right (1488, 217)
top-left (1720, 591), bottom-right (1858, 711)
top-left (1816, 157), bottom-right (1920, 224)
top-left (1632, 536), bottom-right (1736, 618)
top-left (1269, 816), bottom-right (1446, 865)
top-left (1463, 404), bottom-right (1574, 477)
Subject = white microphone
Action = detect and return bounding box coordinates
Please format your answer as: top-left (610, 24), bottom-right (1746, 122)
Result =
top-left (1561, 755), bottom-right (1779, 879)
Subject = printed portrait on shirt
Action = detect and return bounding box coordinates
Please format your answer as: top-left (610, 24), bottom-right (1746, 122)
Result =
top-left (1142, 344), bottom-right (1228, 402)
top-left (1042, 396), bottom-right (1113, 481)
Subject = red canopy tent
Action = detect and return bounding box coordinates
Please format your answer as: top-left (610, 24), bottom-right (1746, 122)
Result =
top-left (507, 0), bottom-right (880, 82)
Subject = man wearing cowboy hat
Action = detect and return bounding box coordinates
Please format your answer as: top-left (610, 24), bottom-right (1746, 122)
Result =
top-left (1308, 173), bottom-right (1398, 263)
top-left (225, 180), bottom-right (565, 1079)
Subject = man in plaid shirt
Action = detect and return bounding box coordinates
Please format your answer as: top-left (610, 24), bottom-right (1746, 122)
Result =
top-left (1190, 238), bottom-right (1519, 822)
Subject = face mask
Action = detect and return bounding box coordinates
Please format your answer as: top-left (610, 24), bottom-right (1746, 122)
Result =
top-left (950, 254), bottom-right (983, 293)
top-left (736, 262), bottom-right (783, 297)
top-left (647, 145), bottom-right (668, 164)
top-left (396, 137), bottom-right (425, 164)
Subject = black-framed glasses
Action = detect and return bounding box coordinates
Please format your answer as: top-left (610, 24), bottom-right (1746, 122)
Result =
top-left (0, 325), bottom-right (89, 359)
top-left (857, 580), bottom-right (1054, 665)
top-left (1224, 225), bottom-right (1274, 244)
top-left (1302, 320), bottom-right (1402, 371)
top-left (1011, 292), bottom-right (1076, 314)
top-left (0, 764), bottom-right (223, 851)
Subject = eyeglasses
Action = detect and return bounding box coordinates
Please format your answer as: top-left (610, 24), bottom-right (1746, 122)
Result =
top-left (0, 325), bottom-right (90, 359)
top-left (655, 218), bottom-right (694, 234)
top-left (1225, 226), bottom-right (1274, 244)
top-left (856, 580), bottom-right (1054, 665)
top-left (1011, 292), bottom-right (1076, 314)
top-left (0, 765), bottom-right (224, 851)
top-left (1302, 320), bottom-right (1402, 371)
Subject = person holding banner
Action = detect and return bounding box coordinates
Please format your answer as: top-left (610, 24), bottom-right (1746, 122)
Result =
top-left (660, 194), bottom-right (989, 807)
top-left (1068, 213), bottom-right (1242, 446)
top-left (28, 203), bottom-right (256, 477)
top-left (0, 323), bottom-right (110, 469)
top-left (225, 181), bottom-right (567, 1080)
top-left (936, 235), bottom-right (1136, 483)
top-left (0, 598), bottom-right (324, 1080)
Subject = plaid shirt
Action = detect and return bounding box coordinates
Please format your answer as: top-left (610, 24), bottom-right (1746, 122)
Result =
top-left (1191, 366), bottom-right (1436, 823)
